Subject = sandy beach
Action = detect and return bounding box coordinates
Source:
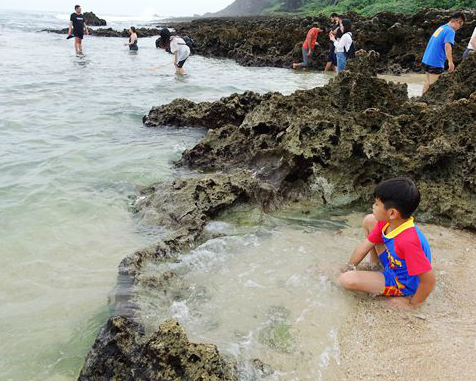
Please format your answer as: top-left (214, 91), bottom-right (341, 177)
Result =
top-left (333, 215), bottom-right (476, 381)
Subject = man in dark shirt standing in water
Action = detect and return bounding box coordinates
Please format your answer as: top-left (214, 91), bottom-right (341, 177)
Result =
top-left (68, 5), bottom-right (88, 54)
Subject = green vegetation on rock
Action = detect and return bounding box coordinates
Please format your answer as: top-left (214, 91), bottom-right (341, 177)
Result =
top-left (238, 0), bottom-right (476, 16)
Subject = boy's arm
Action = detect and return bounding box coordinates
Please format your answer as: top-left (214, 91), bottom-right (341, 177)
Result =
top-left (410, 270), bottom-right (436, 307)
top-left (348, 239), bottom-right (376, 266)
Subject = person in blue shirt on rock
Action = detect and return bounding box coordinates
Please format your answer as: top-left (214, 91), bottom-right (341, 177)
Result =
top-left (421, 12), bottom-right (465, 94)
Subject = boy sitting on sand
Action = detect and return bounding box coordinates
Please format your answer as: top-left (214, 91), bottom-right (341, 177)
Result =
top-left (339, 178), bottom-right (436, 309)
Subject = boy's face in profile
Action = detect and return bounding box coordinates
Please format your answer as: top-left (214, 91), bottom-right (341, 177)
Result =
top-left (372, 198), bottom-right (401, 222)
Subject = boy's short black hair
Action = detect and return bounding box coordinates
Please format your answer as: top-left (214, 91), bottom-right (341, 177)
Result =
top-left (330, 12), bottom-right (339, 18)
top-left (373, 178), bottom-right (420, 219)
top-left (450, 12), bottom-right (466, 23)
top-left (75, 5), bottom-right (81, 10)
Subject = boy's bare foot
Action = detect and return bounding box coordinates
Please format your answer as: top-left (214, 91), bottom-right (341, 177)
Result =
top-left (384, 297), bottom-right (416, 311)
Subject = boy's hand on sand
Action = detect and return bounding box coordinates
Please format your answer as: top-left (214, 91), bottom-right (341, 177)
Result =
top-left (340, 263), bottom-right (356, 273)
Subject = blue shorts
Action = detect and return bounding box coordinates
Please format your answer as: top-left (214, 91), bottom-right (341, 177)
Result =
top-left (379, 252), bottom-right (414, 297)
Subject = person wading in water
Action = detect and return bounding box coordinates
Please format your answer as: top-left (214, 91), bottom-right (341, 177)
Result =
top-left (125, 27), bottom-right (138, 51)
top-left (68, 5), bottom-right (89, 54)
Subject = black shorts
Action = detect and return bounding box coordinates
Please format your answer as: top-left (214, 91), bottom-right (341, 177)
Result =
top-left (177, 58), bottom-right (187, 68)
top-left (423, 64), bottom-right (444, 75)
top-left (327, 47), bottom-right (337, 65)
top-left (73, 31), bottom-right (84, 40)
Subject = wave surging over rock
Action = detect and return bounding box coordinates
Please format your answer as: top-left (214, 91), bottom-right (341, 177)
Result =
top-left (79, 52), bottom-right (476, 380)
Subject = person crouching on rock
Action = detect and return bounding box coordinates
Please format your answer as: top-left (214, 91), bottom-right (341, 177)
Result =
top-left (292, 25), bottom-right (325, 70)
top-left (339, 178), bottom-right (435, 310)
top-left (421, 12), bottom-right (466, 94)
top-left (330, 18), bottom-right (353, 74)
top-left (157, 28), bottom-right (190, 74)
top-left (125, 27), bottom-right (138, 51)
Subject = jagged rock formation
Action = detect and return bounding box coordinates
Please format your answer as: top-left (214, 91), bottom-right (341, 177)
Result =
top-left (84, 11), bottom-right (106, 26)
top-left (145, 51), bottom-right (476, 229)
top-left (44, 27), bottom-right (161, 38)
top-left (78, 317), bottom-right (238, 381)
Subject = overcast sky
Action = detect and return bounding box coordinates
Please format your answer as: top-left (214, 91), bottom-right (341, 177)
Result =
top-left (1, 0), bottom-right (235, 17)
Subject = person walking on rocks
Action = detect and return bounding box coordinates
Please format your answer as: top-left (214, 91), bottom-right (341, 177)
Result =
top-left (463, 25), bottom-right (476, 59)
top-left (421, 12), bottom-right (466, 94)
top-left (157, 28), bottom-right (191, 74)
top-left (293, 25), bottom-right (325, 70)
top-left (324, 13), bottom-right (342, 72)
top-left (68, 5), bottom-right (89, 54)
top-left (330, 19), bottom-right (353, 73)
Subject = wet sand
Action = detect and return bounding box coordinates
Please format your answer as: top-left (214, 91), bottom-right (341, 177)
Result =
top-left (331, 214), bottom-right (476, 381)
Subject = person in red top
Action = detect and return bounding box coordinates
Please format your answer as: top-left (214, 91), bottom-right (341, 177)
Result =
top-left (338, 178), bottom-right (436, 310)
top-left (293, 26), bottom-right (325, 70)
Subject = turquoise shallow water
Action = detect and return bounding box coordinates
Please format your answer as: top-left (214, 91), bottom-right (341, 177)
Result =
top-left (0, 10), bottom-right (336, 381)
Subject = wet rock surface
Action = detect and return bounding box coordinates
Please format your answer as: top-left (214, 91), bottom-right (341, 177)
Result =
top-left (79, 317), bottom-right (238, 381)
top-left (44, 27), bottom-right (161, 38)
top-left (84, 12), bottom-right (106, 26)
top-left (145, 51), bottom-right (476, 230)
top-left (169, 9), bottom-right (476, 73)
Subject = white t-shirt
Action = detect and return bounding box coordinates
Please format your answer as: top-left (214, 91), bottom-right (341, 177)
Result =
top-left (468, 27), bottom-right (476, 50)
top-left (334, 32), bottom-right (353, 53)
top-left (170, 36), bottom-right (191, 62)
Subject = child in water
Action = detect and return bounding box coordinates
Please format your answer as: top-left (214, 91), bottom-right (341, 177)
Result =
top-left (339, 178), bottom-right (436, 310)
top-left (156, 28), bottom-right (190, 74)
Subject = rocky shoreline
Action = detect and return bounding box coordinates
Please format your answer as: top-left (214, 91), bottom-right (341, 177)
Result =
top-left (78, 50), bottom-right (476, 379)
top-left (169, 8), bottom-right (476, 73)
top-left (44, 9), bottom-right (476, 74)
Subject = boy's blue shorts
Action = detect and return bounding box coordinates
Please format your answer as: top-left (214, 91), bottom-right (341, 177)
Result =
top-left (379, 252), bottom-right (415, 297)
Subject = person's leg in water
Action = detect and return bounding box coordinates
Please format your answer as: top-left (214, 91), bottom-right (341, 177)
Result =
top-left (74, 36), bottom-right (83, 54)
top-left (175, 59), bottom-right (187, 74)
top-left (293, 47), bottom-right (310, 70)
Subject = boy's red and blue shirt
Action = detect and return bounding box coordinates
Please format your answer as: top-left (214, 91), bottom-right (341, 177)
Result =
top-left (368, 218), bottom-right (432, 297)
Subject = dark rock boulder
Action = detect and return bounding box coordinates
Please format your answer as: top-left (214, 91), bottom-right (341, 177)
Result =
top-left (143, 91), bottom-right (264, 129)
top-left (346, 49), bottom-right (380, 77)
top-left (43, 27), bottom-right (161, 38)
top-left (78, 317), bottom-right (238, 381)
top-left (84, 11), bottom-right (106, 26)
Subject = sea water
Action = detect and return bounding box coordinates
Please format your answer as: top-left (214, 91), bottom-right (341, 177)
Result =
top-left (0, 10), bottom-right (424, 381)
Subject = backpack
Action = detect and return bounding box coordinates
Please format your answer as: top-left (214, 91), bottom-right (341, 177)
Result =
top-left (177, 35), bottom-right (195, 54)
top-left (182, 36), bottom-right (195, 49)
top-left (344, 33), bottom-right (356, 59)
